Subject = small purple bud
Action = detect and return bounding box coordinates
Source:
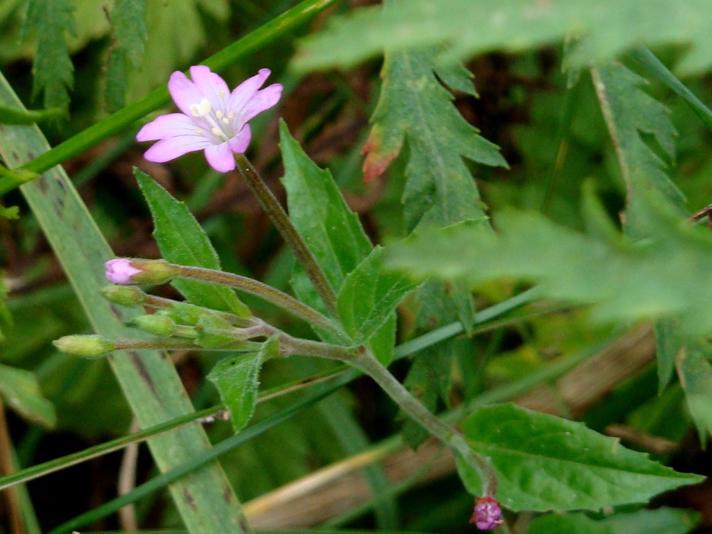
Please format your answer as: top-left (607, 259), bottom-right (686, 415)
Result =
top-left (104, 258), bottom-right (178, 285)
top-left (469, 496), bottom-right (503, 531)
top-left (105, 258), bottom-right (142, 284)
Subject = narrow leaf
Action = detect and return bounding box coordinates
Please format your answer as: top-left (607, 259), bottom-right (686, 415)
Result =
top-left (280, 120), bottom-right (372, 291)
top-left (208, 338), bottom-right (278, 432)
top-left (337, 247), bottom-right (417, 345)
top-left (0, 364), bottom-right (56, 428)
top-left (135, 168), bottom-right (250, 316)
top-left (463, 404), bottom-right (702, 511)
top-left (280, 122), bottom-right (397, 362)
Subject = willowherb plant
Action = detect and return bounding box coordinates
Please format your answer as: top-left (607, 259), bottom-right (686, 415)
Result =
top-left (2, 1), bottom-right (711, 533)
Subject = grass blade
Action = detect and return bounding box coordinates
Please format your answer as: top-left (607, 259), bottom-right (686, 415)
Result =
top-left (47, 374), bottom-right (353, 534)
top-left (0, 72), bottom-right (250, 533)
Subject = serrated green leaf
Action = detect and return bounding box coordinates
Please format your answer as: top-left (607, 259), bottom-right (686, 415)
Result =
top-left (592, 63), bottom-right (686, 239)
top-left (337, 246), bottom-right (417, 346)
top-left (527, 508), bottom-right (699, 534)
top-left (111, 0), bottom-right (146, 65)
top-left (0, 363), bottom-right (55, 428)
top-left (23, 0), bottom-right (75, 109)
top-left (296, 0), bottom-right (712, 76)
top-left (677, 345), bottom-right (712, 446)
top-left (280, 121), bottom-right (372, 290)
top-left (387, 192), bottom-right (712, 338)
top-left (462, 404), bottom-right (701, 511)
top-left (365, 32), bottom-right (505, 229)
top-left (592, 63), bottom-right (691, 393)
top-left (135, 168), bottom-right (250, 317)
top-left (208, 338), bottom-right (277, 432)
top-left (104, 0), bottom-right (146, 112)
top-left (280, 122), bottom-right (398, 363)
top-left (104, 48), bottom-right (127, 112)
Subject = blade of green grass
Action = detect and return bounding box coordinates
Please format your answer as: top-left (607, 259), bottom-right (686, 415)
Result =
top-left (47, 373), bottom-right (354, 534)
top-left (0, 73), bottom-right (251, 534)
top-left (630, 47), bottom-right (712, 131)
top-left (0, 0), bottom-right (336, 196)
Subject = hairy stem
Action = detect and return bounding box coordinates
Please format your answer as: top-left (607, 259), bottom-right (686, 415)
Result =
top-left (234, 154), bottom-right (338, 314)
top-left (280, 336), bottom-right (498, 495)
top-left (173, 264), bottom-right (345, 339)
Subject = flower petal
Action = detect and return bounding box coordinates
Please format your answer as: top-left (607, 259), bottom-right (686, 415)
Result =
top-left (144, 136), bottom-right (210, 163)
top-left (168, 71), bottom-right (203, 116)
top-left (204, 142), bottom-right (235, 172)
top-left (228, 68), bottom-right (271, 114)
top-left (239, 84), bottom-right (283, 123)
top-left (136, 113), bottom-right (198, 142)
top-left (190, 65), bottom-right (230, 112)
top-left (228, 124), bottom-right (252, 154)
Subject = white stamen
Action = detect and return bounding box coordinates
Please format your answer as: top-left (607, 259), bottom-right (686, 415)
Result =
top-left (222, 117), bottom-right (229, 125)
top-left (216, 110), bottom-right (224, 119)
top-left (190, 98), bottom-right (212, 117)
top-left (228, 112), bottom-right (235, 119)
top-left (211, 127), bottom-right (224, 138)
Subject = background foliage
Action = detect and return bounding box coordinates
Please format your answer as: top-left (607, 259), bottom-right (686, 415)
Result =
top-left (1, 0), bottom-right (711, 532)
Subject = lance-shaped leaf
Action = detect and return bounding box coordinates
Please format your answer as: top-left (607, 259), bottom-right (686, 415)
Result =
top-left (0, 364), bottom-right (56, 428)
top-left (208, 338), bottom-right (278, 433)
top-left (337, 246), bottom-right (417, 346)
top-left (280, 121), bottom-right (372, 288)
top-left (527, 508), bottom-right (699, 534)
top-left (461, 404), bottom-right (701, 511)
top-left (296, 0), bottom-right (712, 76)
top-left (136, 168), bottom-right (250, 316)
top-left (280, 122), bottom-right (397, 362)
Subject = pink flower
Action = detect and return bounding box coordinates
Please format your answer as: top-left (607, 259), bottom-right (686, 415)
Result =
top-left (105, 258), bottom-right (142, 284)
top-left (469, 496), bottom-right (503, 531)
top-left (136, 66), bottom-right (283, 173)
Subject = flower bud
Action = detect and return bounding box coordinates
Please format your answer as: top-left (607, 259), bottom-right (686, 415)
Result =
top-left (131, 314), bottom-right (176, 337)
top-left (163, 302), bottom-right (204, 325)
top-left (104, 258), bottom-right (178, 285)
top-left (101, 285), bottom-right (146, 306)
top-left (469, 496), bottom-right (503, 531)
top-left (196, 315), bottom-right (240, 348)
top-left (53, 335), bottom-right (115, 358)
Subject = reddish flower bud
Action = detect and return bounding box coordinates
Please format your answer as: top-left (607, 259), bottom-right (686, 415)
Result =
top-left (469, 496), bottom-right (503, 531)
top-left (104, 258), bottom-right (177, 285)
